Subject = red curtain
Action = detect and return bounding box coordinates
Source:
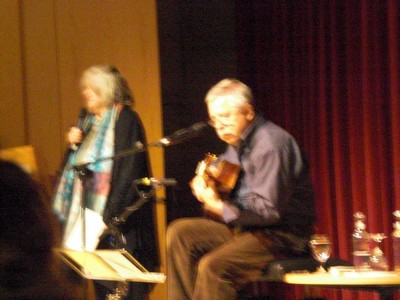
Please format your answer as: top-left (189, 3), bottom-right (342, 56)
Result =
top-left (236, 1), bottom-right (400, 299)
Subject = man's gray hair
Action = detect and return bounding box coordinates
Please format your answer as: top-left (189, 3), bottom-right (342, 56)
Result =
top-left (205, 78), bottom-right (253, 108)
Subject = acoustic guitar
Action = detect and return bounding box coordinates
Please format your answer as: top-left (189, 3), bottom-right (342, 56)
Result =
top-left (195, 153), bottom-right (241, 193)
top-left (195, 153), bottom-right (241, 219)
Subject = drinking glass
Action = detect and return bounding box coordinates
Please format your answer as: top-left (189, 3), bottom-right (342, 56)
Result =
top-left (369, 233), bottom-right (388, 271)
top-left (310, 234), bottom-right (332, 272)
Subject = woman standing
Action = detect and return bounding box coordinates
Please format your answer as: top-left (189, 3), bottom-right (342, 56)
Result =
top-left (53, 65), bottom-right (159, 300)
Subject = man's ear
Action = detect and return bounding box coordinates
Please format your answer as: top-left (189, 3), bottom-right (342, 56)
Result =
top-left (245, 104), bottom-right (255, 121)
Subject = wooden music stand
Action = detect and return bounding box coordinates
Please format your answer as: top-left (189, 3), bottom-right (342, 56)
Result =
top-left (55, 248), bottom-right (165, 284)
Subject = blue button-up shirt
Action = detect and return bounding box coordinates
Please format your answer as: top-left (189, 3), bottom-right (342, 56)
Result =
top-left (220, 115), bottom-right (315, 236)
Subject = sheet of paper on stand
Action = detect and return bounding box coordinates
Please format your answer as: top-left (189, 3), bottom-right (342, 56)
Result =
top-left (55, 249), bottom-right (166, 283)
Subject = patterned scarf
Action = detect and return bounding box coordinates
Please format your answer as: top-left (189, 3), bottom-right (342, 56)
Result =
top-left (53, 107), bottom-right (117, 244)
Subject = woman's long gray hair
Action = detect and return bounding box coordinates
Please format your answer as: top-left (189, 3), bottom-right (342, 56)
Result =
top-left (80, 65), bottom-right (134, 106)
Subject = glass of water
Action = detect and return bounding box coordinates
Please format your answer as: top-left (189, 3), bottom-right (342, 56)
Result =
top-left (310, 234), bottom-right (332, 272)
top-left (369, 233), bottom-right (389, 271)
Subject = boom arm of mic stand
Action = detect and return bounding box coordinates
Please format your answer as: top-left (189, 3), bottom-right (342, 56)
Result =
top-left (70, 133), bottom-right (192, 171)
top-left (70, 144), bottom-right (148, 171)
top-left (110, 190), bottom-right (154, 227)
top-left (98, 190), bottom-right (154, 248)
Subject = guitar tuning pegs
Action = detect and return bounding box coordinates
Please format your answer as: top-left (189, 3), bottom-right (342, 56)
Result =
top-left (204, 153), bottom-right (218, 163)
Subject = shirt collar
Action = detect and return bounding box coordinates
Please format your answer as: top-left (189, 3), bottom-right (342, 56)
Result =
top-left (238, 114), bottom-right (265, 148)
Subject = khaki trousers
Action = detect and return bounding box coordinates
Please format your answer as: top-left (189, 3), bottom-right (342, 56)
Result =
top-left (167, 218), bottom-right (275, 300)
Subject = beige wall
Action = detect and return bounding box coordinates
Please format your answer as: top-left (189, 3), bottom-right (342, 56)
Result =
top-left (0, 1), bottom-right (166, 299)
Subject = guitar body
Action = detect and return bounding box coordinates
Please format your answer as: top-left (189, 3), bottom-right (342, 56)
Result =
top-left (195, 153), bottom-right (241, 221)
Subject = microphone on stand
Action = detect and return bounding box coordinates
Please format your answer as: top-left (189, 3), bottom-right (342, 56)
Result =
top-left (71, 108), bottom-right (88, 150)
top-left (134, 177), bottom-right (178, 187)
top-left (155, 122), bottom-right (207, 147)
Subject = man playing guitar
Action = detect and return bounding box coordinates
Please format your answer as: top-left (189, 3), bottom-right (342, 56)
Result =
top-left (167, 79), bottom-right (316, 300)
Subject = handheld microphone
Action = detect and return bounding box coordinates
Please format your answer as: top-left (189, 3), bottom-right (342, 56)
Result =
top-left (134, 177), bottom-right (178, 187)
top-left (156, 122), bottom-right (207, 146)
top-left (77, 108), bottom-right (88, 129)
top-left (71, 108), bottom-right (88, 150)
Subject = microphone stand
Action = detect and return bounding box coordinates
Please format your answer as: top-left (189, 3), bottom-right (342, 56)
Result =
top-left (67, 120), bottom-right (207, 298)
top-left (70, 144), bottom-right (147, 252)
top-left (70, 129), bottom-right (196, 251)
top-left (72, 165), bottom-right (93, 252)
top-left (102, 188), bottom-right (156, 300)
top-left (69, 141), bottom-right (174, 300)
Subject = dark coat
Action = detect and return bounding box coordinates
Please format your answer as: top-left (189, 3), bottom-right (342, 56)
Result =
top-left (102, 106), bottom-right (159, 272)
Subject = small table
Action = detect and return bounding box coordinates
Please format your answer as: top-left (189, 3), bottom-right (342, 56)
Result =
top-left (284, 271), bottom-right (400, 300)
